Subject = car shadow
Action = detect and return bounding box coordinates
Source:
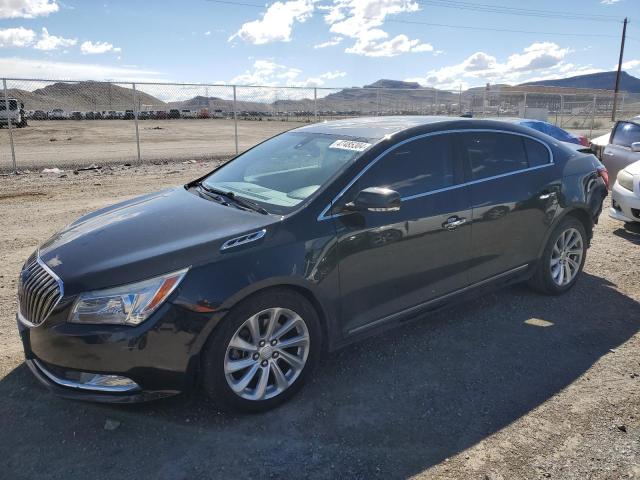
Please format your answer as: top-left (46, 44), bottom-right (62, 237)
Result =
top-left (1, 272), bottom-right (639, 479)
top-left (613, 223), bottom-right (640, 245)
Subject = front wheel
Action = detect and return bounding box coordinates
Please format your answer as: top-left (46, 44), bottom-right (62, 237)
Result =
top-left (528, 217), bottom-right (587, 295)
top-left (201, 289), bottom-right (322, 412)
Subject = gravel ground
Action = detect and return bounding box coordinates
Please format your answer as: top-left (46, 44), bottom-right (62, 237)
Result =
top-left (0, 162), bottom-right (639, 480)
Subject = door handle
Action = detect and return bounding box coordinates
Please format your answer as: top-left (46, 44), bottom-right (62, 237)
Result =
top-left (443, 216), bottom-right (466, 230)
top-left (539, 191), bottom-right (556, 200)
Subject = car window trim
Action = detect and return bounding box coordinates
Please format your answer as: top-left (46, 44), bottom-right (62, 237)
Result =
top-left (317, 128), bottom-right (554, 221)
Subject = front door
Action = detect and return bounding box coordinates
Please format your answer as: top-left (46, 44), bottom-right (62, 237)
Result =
top-left (603, 121), bottom-right (640, 182)
top-left (331, 133), bottom-right (472, 335)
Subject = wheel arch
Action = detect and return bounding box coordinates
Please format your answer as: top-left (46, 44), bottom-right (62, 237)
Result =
top-left (537, 206), bottom-right (594, 259)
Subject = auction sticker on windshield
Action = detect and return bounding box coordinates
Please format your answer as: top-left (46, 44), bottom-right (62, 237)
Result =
top-left (329, 140), bottom-right (372, 152)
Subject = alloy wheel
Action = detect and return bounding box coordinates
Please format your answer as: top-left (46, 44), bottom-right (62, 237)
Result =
top-left (224, 307), bottom-right (310, 401)
top-left (550, 227), bottom-right (584, 287)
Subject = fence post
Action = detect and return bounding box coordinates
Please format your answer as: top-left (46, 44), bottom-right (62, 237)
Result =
top-left (589, 95), bottom-right (597, 139)
top-left (620, 92), bottom-right (626, 118)
top-left (131, 83), bottom-right (141, 163)
top-left (376, 89), bottom-right (380, 116)
top-left (233, 85), bottom-right (239, 155)
top-left (559, 94), bottom-right (564, 127)
top-left (314, 88), bottom-right (318, 122)
top-left (3, 79), bottom-right (17, 172)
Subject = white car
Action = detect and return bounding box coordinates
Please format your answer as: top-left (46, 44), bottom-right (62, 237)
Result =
top-left (610, 159), bottom-right (640, 225)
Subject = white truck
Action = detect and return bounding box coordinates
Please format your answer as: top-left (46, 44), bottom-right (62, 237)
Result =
top-left (0, 98), bottom-right (27, 128)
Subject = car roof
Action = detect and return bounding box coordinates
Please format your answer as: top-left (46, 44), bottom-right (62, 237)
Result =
top-left (293, 115), bottom-right (552, 141)
top-left (294, 116), bottom-right (473, 139)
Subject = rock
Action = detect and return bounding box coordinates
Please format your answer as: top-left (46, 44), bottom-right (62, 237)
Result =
top-left (42, 168), bottom-right (64, 174)
top-left (617, 425), bottom-right (627, 433)
top-left (104, 419), bottom-right (120, 431)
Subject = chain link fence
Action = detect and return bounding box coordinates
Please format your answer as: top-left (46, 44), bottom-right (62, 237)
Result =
top-left (1, 78), bottom-right (639, 172)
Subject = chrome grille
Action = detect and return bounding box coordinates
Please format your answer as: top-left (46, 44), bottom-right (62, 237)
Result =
top-left (18, 256), bottom-right (63, 327)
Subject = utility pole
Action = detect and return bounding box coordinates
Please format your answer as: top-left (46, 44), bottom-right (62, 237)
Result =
top-left (612, 17), bottom-right (627, 121)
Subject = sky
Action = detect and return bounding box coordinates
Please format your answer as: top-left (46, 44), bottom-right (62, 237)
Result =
top-left (0, 0), bottom-right (638, 91)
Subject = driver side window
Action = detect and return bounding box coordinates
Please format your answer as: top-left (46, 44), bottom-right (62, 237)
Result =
top-left (348, 134), bottom-right (457, 201)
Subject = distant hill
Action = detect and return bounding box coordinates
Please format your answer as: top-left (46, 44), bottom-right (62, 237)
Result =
top-left (521, 71), bottom-right (640, 93)
top-left (364, 79), bottom-right (422, 89)
top-left (7, 81), bottom-right (165, 111)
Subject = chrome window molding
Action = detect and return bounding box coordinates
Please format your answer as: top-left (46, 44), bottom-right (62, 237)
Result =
top-left (17, 251), bottom-right (65, 328)
top-left (317, 128), bottom-right (554, 222)
top-left (221, 229), bottom-right (267, 251)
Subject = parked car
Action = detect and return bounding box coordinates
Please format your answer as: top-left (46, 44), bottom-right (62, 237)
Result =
top-left (0, 98), bottom-right (27, 128)
top-left (48, 109), bottom-right (67, 120)
top-left (181, 109), bottom-right (197, 119)
top-left (505, 118), bottom-right (589, 147)
top-left (610, 159), bottom-right (640, 225)
top-left (168, 109), bottom-right (181, 119)
top-left (123, 110), bottom-right (135, 120)
top-left (138, 111), bottom-right (150, 120)
top-left (155, 110), bottom-right (168, 120)
top-left (16, 117), bottom-right (608, 412)
top-left (32, 110), bottom-right (48, 120)
top-left (70, 111), bottom-right (83, 120)
top-left (601, 119), bottom-right (640, 184)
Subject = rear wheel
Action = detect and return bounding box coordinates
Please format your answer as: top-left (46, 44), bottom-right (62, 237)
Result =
top-left (528, 217), bottom-right (587, 295)
top-left (202, 289), bottom-right (321, 412)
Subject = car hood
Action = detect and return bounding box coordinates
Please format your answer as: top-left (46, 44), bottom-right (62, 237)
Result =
top-left (38, 186), bottom-right (278, 294)
top-left (624, 159), bottom-right (640, 176)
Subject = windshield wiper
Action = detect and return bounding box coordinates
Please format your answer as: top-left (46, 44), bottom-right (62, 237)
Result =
top-left (197, 182), bottom-right (269, 215)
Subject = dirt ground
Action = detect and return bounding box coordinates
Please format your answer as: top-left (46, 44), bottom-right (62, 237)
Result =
top-left (0, 119), bottom-right (611, 172)
top-left (0, 119), bottom-right (307, 170)
top-left (0, 162), bottom-right (639, 480)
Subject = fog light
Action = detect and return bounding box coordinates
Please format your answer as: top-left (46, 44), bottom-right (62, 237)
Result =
top-left (77, 372), bottom-right (140, 390)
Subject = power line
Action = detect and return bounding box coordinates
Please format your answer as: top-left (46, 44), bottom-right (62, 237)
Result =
top-left (417, 0), bottom-right (622, 23)
top-left (206, 0), bottom-right (621, 38)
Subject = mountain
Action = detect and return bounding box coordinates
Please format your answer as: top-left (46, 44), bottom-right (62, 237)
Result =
top-left (521, 71), bottom-right (640, 93)
top-left (8, 81), bottom-right (166, 111)
top-left (364, 79), bottom-right (422, 89)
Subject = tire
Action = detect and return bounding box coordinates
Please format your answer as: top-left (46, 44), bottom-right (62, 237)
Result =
top-left (201, 288), bottom-right (322, 412)
top-left (528, 216), bottom-right (587, 295)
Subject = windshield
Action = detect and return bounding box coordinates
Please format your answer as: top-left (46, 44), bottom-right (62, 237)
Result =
top-left (202, 131), bottom-right (374, 214)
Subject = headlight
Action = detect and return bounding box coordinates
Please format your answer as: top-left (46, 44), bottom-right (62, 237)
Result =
top-left (617, 170), bottom-right (634, 192)
top-left (69, 268), bottom-right (188, 326)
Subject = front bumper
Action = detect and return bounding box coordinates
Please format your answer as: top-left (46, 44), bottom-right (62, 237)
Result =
top-left (610, 181), bottom-right (640, 223)
top-left (17, 300), bottom-right (216, 403)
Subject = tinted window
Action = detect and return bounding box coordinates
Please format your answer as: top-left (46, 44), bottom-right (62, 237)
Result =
top-left (460, 132), bottom-right (528, 180)
top-left (524, 138), bottom-right (551, 167)
top-left (354, 135), bottom-right (455, 198)
top-left (612, 122), bottom-right (640, 147)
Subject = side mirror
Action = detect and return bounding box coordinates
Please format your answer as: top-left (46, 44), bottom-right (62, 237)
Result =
top-left (631, 142), bottom-right (640, 153)
top-left (345, 187), bottom-right (401, 213)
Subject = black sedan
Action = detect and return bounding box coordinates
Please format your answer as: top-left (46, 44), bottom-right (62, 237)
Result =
top-left (17, 116), bottom-right (608, 412)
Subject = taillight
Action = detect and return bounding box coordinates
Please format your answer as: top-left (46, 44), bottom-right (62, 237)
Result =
top-left (597, 166), bottom-right (609, 189)
top-left (579, 136), bottom-right (590, 147)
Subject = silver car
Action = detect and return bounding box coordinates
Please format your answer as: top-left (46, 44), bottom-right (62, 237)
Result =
top-left (602, 119), bottom-right (640, 183)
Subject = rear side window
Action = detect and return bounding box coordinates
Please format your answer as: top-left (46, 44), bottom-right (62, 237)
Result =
top-left (354, 134), bottom-right (456, 198)
top-left (460, 132), bottom-right (528, 180)
top-left (611, 122), bottom-right (640, 147)
top-left (523, 138), bottom-right (551, 167)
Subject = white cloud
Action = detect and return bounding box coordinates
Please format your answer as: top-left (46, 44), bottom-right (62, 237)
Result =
top-left (0, 56), bottom-right (163, 82)
top-left (204, 30), bottom-right (211, 36)
top-left (229, 0), bottom-right (315, 45)
top-left (229, 59), bottom-right (345, 88)
top-left (320, 70), bottom-right (346, 79)
top-left (80, 40), bottom-right (121, 55)
top-left (600, 0), bottom-right (621, 4)
top-left (0, 26), bottom-right (36, 47)
top-left (0, 0), bottom-right (58, 18)
top-left (314, 36), bottom-right (343, 48)
top-left (409, 42), bottom-right (574, 89)
top-left (620, 59), bottom-right (640, 71)
top-left (323, 0), bottom-right (432, 57)
top-left (34, 27), bottom-right (76, 50)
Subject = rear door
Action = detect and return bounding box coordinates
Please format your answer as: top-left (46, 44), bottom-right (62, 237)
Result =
top-left (331, 133), bottom-right (472, 334)
top-left (603, 121), bottom-right (640, 182)
top-left (460, 131), bottom-right (558, 284)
